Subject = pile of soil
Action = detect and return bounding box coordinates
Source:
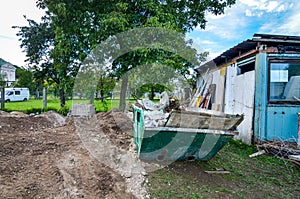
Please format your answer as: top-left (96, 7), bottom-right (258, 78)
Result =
top-left (0, 110), bottom-right (141, 198)
top-left (97, 108), bottom-right (133, 151)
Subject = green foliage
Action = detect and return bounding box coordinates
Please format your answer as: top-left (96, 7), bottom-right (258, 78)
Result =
top-left (96, 76), bottom-right (116, 102)
top-left (13, 68), bottom-right (35, 93)
top-left (57, 105), bottom-right (70, 115)
top-left (15, 0), bottom-right (235, 108)
top-left (95, 100), bottom-right (109, 112)
top-left (0, 76), bottom-right (6, 87)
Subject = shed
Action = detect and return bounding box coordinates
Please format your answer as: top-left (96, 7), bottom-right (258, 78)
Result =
top-left (195, 33), bottom-right (300, 144)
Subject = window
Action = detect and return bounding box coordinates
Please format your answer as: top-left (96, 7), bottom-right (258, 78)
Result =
top-left (6, 91), bottom-right (13, 96)
top-left (15, 91), bottom-right (20, 95)
top-left (238, 62), bottom-right (255, 75)
top-left (237, 57), bottom-right (255, 75)
top-left (269, 60), bottom-right (300, 103)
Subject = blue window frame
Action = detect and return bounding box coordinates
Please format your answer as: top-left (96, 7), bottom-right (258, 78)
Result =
top-left (269, 60), bottom-right (300, 103)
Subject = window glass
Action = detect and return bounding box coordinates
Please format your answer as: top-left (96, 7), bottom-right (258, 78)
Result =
top-left (6, 91), bottom-right (13, 96)
top-left (269, 61), bottom-right (300, 102)
top-left (15, 91), bottom-right (21, 95)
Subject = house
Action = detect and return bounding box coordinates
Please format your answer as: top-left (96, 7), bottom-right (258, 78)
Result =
top-left (0, 58), bottom-right (16, 86)
top-left (195, 34), bottom-right (300, 145)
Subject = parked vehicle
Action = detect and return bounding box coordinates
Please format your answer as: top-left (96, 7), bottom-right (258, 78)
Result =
top-left (0, 88), bottom-right (30, 102)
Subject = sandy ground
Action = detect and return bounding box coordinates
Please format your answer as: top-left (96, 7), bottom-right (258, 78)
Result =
top-left (0, 110), bottom-right (148, 199)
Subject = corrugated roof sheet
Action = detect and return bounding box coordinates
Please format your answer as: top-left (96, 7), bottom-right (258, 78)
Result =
top-left (196, 33), bottom-right (300, 74)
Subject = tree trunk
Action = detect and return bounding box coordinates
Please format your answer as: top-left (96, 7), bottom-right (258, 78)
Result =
top-left (100, 90), bottom-right (104, 102)
top-left (36, 88), bottom-right (40, 99)
top-left (119, 76), bottom-right (128, 111)
top-left (59, 88), bottom-right (66, 107)
top-left (150, 85), bottom-right (154, 100)
top-left (136, 88), bottom-right (139, 100)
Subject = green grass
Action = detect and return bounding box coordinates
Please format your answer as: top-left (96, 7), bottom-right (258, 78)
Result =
top-left (147, 140), bottom-right (300, 199)
top-left (2, 98), bottom-right (133, 115)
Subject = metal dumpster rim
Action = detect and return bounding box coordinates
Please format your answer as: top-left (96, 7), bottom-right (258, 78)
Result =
top-left (144, 126), bottom-right (237, 136)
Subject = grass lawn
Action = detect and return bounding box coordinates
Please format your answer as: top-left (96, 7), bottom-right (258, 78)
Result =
top-left (147, 140), bottom-right (300, 199)
top-left (2, 98), bottom-right (132, 114)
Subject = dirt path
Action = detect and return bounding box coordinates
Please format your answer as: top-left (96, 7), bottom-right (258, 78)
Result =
top-left (0, 110), bottom-right (147, 198)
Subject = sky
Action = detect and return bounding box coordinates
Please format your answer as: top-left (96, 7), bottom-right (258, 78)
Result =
top-left (1, 0), bottom-right (300, 67)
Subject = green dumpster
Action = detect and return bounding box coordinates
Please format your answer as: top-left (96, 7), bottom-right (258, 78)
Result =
top-left (133, 105), bottom-right (241, 161)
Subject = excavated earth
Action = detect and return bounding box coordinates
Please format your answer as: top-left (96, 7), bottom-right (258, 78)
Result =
top-left (0, 110), bottom-right (147, 199)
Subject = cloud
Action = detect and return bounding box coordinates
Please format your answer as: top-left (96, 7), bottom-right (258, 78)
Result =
top-left (240, 0), bottom-right (293, 17)
top-left (278, 12), bottom-right (300, 35)
top-left (239, 0), bottom-right (263, 7)
top-left (200, 40), bottom-right (217, 45)
top-left (258, 1), bottom-right (300, 35)
top-left (261, 1), bottom-right (279, 12)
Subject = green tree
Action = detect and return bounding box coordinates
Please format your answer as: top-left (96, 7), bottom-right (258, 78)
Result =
top-left (15, 0), bottom-right (235, 108)
top-left (13, 68), bottom-right (35, 93)
top-left (96, 76), bottom-right (116, 102)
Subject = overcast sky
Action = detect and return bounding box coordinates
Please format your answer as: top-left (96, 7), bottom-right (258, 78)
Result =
top-left (1, 0), bottom-right (300, 67)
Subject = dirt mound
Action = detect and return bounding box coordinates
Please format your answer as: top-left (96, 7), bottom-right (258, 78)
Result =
top-left (97, 108), bottom-right (133, 151)
top-left (0, 111), bottom-right (138, 198)
top-left (76, 111), bottom-right (149, 199)
top-left (37, 110), bottom-right (66, 127)
top-left (0, 110), bottom-right (13, 116)
top-left (0, 115), bottom-right (53, 133)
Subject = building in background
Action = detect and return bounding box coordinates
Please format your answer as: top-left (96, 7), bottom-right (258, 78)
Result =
top-left (0, 58), bottom-right (16, 86)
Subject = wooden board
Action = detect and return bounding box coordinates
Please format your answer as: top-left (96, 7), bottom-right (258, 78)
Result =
top-left (165, 110), bottom-right (244, 131)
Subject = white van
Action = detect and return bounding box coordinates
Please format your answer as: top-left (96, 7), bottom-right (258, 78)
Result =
top-left (2, 88), bottom-right (30, 102)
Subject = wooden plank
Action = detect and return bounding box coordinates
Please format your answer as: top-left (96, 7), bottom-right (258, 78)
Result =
top-left (165, 110), bottom-right (244, 130)
top-left (288, 155), bottom-right (300, 161)
top-left (249, 150), bottom-right (266, 158)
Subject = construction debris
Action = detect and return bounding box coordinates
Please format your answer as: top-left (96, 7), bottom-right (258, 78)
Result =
top-left (143, 110), bottom-right (169, 127)
top-left (257, 140), bottom-right (300, 159)
top-left (136, 91), bottom-right (170, 127)
top-left (137, 91), bottom-right (169, 111)
top-left (255, 140), bottom-right (300, 167)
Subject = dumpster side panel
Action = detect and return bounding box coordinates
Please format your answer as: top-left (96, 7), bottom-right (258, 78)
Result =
top-left (139, 129), bottom-right (233, 161)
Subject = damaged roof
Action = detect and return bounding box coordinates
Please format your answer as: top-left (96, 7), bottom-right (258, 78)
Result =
top-left (196, 33), bottom-right (300, 74)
